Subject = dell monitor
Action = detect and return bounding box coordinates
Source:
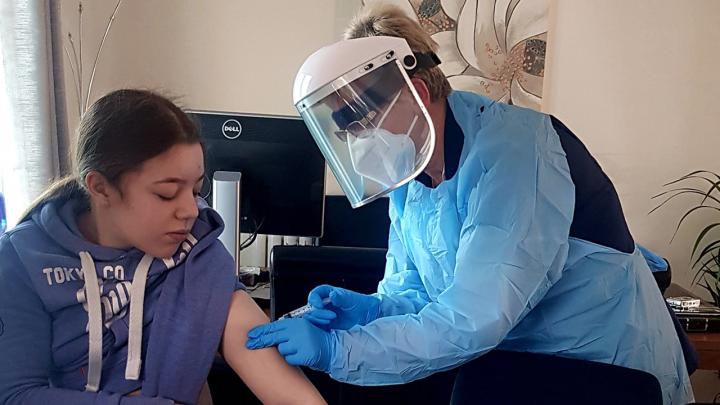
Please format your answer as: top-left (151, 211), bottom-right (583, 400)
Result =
top-left (187, 111), bottom-right (325, 239)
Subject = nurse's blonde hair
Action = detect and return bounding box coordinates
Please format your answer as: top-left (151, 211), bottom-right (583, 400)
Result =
top-left (345, 3), bottom-right (452, 102)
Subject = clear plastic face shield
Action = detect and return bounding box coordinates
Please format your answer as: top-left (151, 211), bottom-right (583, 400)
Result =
top-left (296, 50), bottom-right (436, 208)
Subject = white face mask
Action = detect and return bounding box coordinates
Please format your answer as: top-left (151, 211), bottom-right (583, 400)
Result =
top-left (348, 128), bottom-right (417, 188)
top-left (347, 90), bottom-right (419, 188)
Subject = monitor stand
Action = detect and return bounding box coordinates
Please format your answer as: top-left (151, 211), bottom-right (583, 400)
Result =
top-left (213, 171), bottom-right (242, 274)
top-left (211, 171), bottom-right (317, 270)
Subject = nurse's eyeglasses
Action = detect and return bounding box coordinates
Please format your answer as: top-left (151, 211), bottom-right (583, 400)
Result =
top-left (331, 88), bottom-right (403, 143)
top-left (332, 108), bottom-right (378, 142)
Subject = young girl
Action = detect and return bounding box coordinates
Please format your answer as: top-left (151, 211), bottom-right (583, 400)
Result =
top-left (0, 89), bottom-right (326, 404)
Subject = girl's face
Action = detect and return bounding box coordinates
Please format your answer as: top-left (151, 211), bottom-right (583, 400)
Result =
top-left (106, 143), bottom-right (205, 258)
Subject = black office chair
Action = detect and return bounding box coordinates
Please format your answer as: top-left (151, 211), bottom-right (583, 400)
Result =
top-left (451, 350), bottom-right (663, 405)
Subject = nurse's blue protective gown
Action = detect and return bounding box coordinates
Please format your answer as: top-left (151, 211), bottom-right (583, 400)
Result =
top-left (326, 91), bottom-right (693, 404)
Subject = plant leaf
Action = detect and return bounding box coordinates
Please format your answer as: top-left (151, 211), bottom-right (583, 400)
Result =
top-left (651, 187), bottom-right (703, 200)
top-left (85, 0), bottom-right (123, 112)
top-left (663, 170), bottom-right (720, 187)
top-left (693, 240), bottom-right (720, 267)
top-left (63, 45), bottom-right (82, 117)
top-left (701, 279), bottom-right (720, 307)
top-left (648, 189), bottom-right (720, 215)
top-left (700, 179), bottom-right (720, 206)
top-left (691, 223), bottom-right (720, 257)
top-left (670, 205), bottom-right (720, 243)
top-left (692, 255), bottom-right (719, 285)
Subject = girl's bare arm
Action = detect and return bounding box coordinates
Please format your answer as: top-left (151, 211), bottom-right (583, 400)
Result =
top-left (220, 290), bottom-right (326, 405)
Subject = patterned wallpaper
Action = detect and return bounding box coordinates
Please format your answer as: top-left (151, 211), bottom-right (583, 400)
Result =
top-left (363, 0), bottom-right (549, 110)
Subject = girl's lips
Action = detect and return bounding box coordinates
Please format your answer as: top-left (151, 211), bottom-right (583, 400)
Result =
top-left (166, 231), bottom-right (189, 242)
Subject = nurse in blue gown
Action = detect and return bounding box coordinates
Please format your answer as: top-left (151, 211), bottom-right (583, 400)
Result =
top-left (247, 5), bottom-right (693, 404)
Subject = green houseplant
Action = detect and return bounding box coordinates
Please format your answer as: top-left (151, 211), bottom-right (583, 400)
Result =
top-left (652, 170), bottom-right (720, 306)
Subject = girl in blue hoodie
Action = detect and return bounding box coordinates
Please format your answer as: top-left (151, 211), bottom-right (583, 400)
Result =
top-left (0, 89), bottom-right (326, 405)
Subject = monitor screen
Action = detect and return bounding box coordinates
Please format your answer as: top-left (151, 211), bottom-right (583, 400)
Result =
top-left (187, 111), bottom-right (325, 238)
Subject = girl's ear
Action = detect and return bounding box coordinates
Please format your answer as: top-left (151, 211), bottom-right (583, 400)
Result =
top-left (410, 77), bottom-right (431, 106)
top-left (84, 171), bottom-right (114, 206)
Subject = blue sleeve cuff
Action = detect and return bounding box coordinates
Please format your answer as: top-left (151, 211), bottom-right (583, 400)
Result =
top-left (637, 244), bottom-right (668, 273)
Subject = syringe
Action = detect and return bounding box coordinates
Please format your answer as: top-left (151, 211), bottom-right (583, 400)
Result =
top-left (279, 297), bottom-right (331, 320)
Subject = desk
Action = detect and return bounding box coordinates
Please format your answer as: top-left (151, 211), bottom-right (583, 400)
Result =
top-left (665, 284), bottom-right (720, 371)
top-left (248, 281), bottom-right (271, 318)
top-left (689, 332), bottom-right (720, 371)
top-left (247, 281), bottom-right (270, 301)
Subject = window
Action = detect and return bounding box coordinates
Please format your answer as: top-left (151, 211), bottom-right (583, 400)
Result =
top-left (0, 29), bottom-right (16, 231)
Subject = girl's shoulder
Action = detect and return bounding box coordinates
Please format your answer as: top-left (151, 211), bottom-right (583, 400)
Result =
top-left (0, 219), bottom-right (65, 287)
top-left (1, 220), bottom-right (41, 255)
top-left (0, 222), bottom-right (42, 291)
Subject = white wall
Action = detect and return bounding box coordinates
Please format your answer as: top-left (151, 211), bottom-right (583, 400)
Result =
top-left (58, 0), bottom-right (362, 266)
top-left (59, 0), bottom-right (361, 194)
top-left (544, 2), bottom-right (720, 399)
top-left (62, 0), bottom-right (720, 294)
top-left (544, 0), bottom-right (720, 299)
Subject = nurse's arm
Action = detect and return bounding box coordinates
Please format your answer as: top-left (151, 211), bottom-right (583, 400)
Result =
top-left (373, 222), bottom-right (431, 316)
top-left (326, 117), bottom-right (576, 385)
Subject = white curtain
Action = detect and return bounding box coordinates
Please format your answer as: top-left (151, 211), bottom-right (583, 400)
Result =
top-left (0, 0), bottom-right (68, 228)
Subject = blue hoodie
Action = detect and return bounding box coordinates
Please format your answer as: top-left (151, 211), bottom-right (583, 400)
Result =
top-left (0, 197), bottom-right (243, 404)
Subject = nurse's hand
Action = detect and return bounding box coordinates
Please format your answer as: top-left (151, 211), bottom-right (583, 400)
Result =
top-left (304, 285), bottom-right (381, 330)
top-left (246, 318), bottom-right (335, 373)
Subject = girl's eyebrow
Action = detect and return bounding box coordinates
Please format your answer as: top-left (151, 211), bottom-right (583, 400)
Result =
top-left (154, 174), bottom-right (204, 185)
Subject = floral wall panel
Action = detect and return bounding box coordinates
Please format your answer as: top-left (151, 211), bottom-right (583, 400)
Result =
top-left (363, 0), bottom-right (548, 110)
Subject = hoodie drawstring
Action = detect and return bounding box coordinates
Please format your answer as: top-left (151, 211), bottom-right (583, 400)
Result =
top-left (79, 251), bottom-right (154, 391)
top-left (79, 252), bottom-right (103, 392)
top-left (125, 254), bottom-right (153, 380)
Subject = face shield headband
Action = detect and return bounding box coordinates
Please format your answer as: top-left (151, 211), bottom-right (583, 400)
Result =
top-left (294, 45), bottom-right (440, 207)
top-left (329, 51), bottom-right (441, 129)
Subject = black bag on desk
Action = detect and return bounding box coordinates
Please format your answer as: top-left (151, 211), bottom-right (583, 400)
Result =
top-left (673, 304), bottom-right (720, 333)
top-left (270, 195), bottom-right (391, 320)
top-left (267, 196), bottom-right (458, 405)
top-left (270, 245), bottom-right (386, 320)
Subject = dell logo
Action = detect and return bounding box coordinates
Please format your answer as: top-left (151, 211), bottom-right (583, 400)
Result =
top-left (221, 119), bottom-right (242, 139)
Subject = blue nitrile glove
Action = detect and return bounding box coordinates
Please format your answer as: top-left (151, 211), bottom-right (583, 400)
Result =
top-left (303, 284), bottom-right (381, 330)
top-left (246, 318), bottom-right (335, 372)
